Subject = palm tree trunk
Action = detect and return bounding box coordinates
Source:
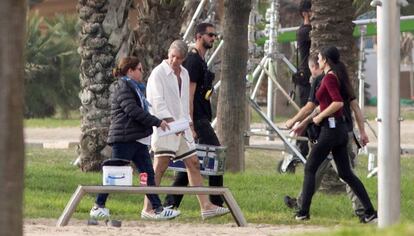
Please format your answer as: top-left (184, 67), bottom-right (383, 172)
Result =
top-left (0, 1), bottom-right (26, 235)
top-left (77, 0), bottom-right (133, 171)
top-left (216, 0), bottom-right (251, 172)
top-left (310, 0), bottom-right (357, 86)
top-left (133, 0), bottom-right (185, 77)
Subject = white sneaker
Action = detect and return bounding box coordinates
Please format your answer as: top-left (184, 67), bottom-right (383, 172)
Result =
top-left (90, 206), bottom-right (110, 219)
top-left (141, 208), bottom-right (181, 220)
top-left (201, 207), bottom-right (230, 220)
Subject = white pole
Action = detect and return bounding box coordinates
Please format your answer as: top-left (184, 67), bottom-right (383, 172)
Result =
top-left (207, 40), bottom-right (224, 68)
top-left (358, 25), bottom-right (366, 113)
top-left (266, 0), bottom-right (278, 140)
top-left (410, 49), bottom-right (414, 99)
top-left (182, 0), bottom-right (208, 43)
top-left (375, 0), bottom-right (401, 227)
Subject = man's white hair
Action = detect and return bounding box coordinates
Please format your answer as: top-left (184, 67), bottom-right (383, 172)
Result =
top-left (168, 39), bottom-right (188, 58)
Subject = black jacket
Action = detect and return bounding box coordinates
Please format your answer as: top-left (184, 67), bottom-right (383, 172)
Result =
top-left (107, 79), bottom-right (161, 144)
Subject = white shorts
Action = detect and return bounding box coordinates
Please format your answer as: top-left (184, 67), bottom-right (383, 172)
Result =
top-left (152, 134), bottom-right (196, 161)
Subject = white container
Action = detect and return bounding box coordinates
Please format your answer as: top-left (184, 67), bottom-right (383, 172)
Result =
top-left (102, 166), bottom-right (133, 186)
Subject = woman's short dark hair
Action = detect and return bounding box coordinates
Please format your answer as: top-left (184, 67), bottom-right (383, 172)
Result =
top-left (113, 57), bottom-right (140, 77)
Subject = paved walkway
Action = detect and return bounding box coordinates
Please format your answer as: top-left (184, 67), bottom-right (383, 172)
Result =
top-left (24, 120), bottom-right (414, 154)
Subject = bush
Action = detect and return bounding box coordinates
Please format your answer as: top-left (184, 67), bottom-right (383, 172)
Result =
top-left (24, 13), bottom-right (80, 118)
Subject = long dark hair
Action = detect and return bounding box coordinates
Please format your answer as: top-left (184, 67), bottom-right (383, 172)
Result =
top-left (319, 46), bottom-right (355, 100)
top-left (113, 56), bottom-right (140, 77)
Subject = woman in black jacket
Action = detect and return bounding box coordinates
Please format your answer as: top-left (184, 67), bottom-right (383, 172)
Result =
top-left (90, 56), bottom-right (180, 220)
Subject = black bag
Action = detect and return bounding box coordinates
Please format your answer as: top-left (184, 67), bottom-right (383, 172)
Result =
top-left (307, 123), bottom-right (321, 143)
top-left (291, 69), bottom-right (309, 86)
top-left (291, 46), bottom-right (310, 86)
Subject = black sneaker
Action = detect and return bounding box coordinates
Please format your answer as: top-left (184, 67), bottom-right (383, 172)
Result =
top-left (284, 195), bottom-right (299, 209)
top-left (361, 211), bottom-right (377, 224)
top-left (295, 211), bottom-right (310, 221)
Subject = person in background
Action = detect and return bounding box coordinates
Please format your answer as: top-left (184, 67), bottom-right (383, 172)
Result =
top-left (294, 0), bottom-right (313, 160)
top-left (89, 56), bottom-right (180, 221)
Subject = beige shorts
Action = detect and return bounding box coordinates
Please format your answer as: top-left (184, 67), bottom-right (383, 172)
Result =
top-left (153, 135), bottom-right (196, 161)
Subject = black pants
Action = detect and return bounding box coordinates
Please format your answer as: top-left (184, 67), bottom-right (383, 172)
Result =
top-left (297, 84), bottom-right (311, 157)
top-left (96, 142), bottom-right (162, 210)
top-left (164, 119), bottom-right (224, 208)
top-left (299, 122), bottom-right (375, 215)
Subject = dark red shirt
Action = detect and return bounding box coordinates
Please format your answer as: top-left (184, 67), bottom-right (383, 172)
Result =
top-left (316, 73), bottom-right (343, 118)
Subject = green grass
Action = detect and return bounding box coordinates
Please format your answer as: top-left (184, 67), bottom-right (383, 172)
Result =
top-left (24, 147), bottom-right (414, 231)
top-left (24, 118), bottom-right (80, 128)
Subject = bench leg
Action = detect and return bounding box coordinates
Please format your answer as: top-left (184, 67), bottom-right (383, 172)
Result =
top-left (222, 190), bottom-right (247, 227)
top-left (56, 186), bottom-right (85, 226)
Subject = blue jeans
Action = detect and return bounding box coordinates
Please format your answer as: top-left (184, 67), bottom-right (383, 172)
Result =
top-left (96, 142), bottom-right (162, 210)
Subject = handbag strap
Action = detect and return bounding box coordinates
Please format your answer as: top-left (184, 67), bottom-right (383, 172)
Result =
top-left (296, 45), bottom-right (299, 70)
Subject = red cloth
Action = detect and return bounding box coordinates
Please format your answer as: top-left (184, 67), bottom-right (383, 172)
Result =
top-left (316, 73), bottom-right (343, 118)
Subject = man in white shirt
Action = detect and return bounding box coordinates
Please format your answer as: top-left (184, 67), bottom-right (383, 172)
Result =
top-left (145, 40), bottom-right (229, 219)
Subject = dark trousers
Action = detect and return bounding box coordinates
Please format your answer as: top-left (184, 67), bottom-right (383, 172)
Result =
top-left (300, 123), bottom-right (375, 215)
top-left (96, 142), bottom-right (162, 210)
top-left (164, 119), bottom-right (224, 207)
top-left (297, 84), bottom-right (311, 157)
top-left (298, 84), bottom-right (311, 107)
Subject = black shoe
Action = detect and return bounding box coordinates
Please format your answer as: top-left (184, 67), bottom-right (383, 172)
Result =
top-left (294, 211), bottom-right (310, 221)
top-left (360, 211), bottom-right (377, 224)
top-left (284, 195), bottom-right (298, 209)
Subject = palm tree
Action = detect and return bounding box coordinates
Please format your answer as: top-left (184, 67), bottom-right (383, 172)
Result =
top-left (133, 0), bottom-right (186, 78)
top-left (77, 0), bottom-right (133, 171)
top-left (216, 0), bottom-right (251, 172)
top-left (0, 1), bottom-right (26, 235)
top-left (310, 0), bottom-right (357, 86)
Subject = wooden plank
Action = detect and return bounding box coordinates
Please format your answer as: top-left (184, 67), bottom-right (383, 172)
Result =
top-left (222, 189), bottom-right (248, 227)
top-left (56, 185), bottom-right (247, 227)
top-left (56, 186), bottom-right (85, 226)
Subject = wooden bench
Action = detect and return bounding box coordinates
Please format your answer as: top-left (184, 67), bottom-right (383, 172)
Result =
top-left (56, 185), bottom-right (247, 227)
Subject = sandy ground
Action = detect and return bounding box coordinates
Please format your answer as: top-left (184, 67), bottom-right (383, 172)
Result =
top-left (24, 219), bottom-right (329, 236)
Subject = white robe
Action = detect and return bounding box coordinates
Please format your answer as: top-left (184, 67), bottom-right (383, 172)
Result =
top-left (146, 60), bottom-right (194, 151)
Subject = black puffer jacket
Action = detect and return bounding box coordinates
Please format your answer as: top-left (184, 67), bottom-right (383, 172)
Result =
top-left (107, 79), bottom-right (161, 144)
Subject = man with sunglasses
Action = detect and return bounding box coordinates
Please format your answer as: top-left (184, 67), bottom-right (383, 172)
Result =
top-left (164, 23), bottom-right (224, 209)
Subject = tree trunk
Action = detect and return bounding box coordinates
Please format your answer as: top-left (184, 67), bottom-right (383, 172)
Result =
top-left (77, 0), bottom-right (133, 171)
top-left (216, 0), bottom-right (251, 172)
top-left (0, 1), bottom-right (26, 235)
top-left (310, 0), bottom-right (357, 86)
top-left (133, 0), bottom-right (185, 78)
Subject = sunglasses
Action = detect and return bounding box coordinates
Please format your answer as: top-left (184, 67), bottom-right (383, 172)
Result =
top-left (203, 32), bottom-right (217, 37)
